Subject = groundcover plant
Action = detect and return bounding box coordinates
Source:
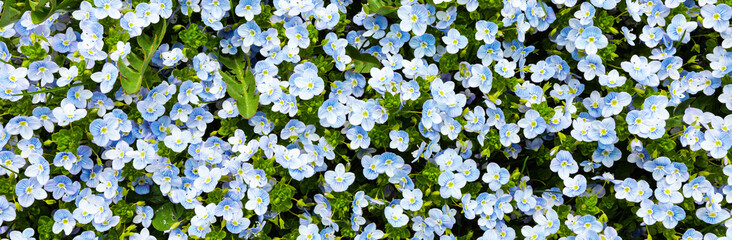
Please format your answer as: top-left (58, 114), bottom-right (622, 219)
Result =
top-left (3, 0), bottom-right (732, 238)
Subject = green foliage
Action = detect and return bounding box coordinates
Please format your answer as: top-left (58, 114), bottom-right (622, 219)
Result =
top-left (152, 202), bottom-right (185, 232)
top-left (415, 163), bottom-right (441, 190)
top-left (345, 45), bottom-right (381, 73)
top-left (217, 52), bottom-right (259, 119)
top-left (216, 118), bottom-right (240, 137)
top-left (37, 216), bottom-right (54, 240)
top-left (111, 199), bottom-right (136, 223)
top-left (20, 41), bottom-right (48, 61)
top-left (179, 24), bottom-right (209, 50)
top-left (270, 180), bottom-right (296, 213)
top-left (385, 225), bottom-right (410, 240)
top-left (0, 0), bottom-right (21, 28)
top-left (438, 53), bottom-right (459, 73)
top-left (51, 126), bottom-right (83, 152)
top-left (575, 195), bottom-right (601, 216)
top-left (362, 0), bottom-right (398, 17)
top-left (119, 21), bottom-right (168, 94)
top-left (156, 141), bottom-right (182, 163)
top-left (333, 192), bottom-right (354, 220)
top-left (206, 188), bottom-right (226, 203)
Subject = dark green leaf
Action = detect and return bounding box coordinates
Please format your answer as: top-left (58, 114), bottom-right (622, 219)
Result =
top-left (345, 45), bottom-right (380, 73)
top-left (29, 0), bottom-right (56, 24)
top-left (0, 0), bottom-right (21, 28)
top-left (217, 53), bottom-right (259, 118)
top-left (120, 21), bottom-right (167, 94)
top-left (152, 202), bottom-right (179, 231)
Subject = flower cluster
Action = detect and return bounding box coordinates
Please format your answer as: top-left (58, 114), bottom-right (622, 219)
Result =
top-left (1, 0), bottom-right (732, 238)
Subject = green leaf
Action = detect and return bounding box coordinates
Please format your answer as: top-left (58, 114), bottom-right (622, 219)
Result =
top-left (152, 202), bottom-right (182, 232)
top-left (28, 0), bottom-right (49, 12)
top-left (345, 45), bottom-right (381, 73)
top-left (217, 52), bottom-right (259, 118)
top-left (29, 0), bottom-right (56, 25)
top-left (269, 180), bottom-right (296, 212)
top-left (220, 72), bottom-right (245, 99)
top-left (385, 225), bottom-right (410, 240)
top-left (28, 0), bottom-right (83, 24)
top-left (119, 21), bottom-right (167, 94)
top-left (0, 0), bottom-right (22, 28)
top-left (209, 229), bottom-right (228, 240)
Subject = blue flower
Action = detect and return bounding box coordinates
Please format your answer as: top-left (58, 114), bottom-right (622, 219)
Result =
top-left (667, 14), bottom-right (697, 43)
top-left (285, 25), bottom-right (310, 49)
top-left (346, 126), bottom-right (371, 149)
top-left (574, 26), bottom-right (607, 54)
top-left (652, 203), bottom-right (686, 228)
top-left (27, 60), bottom-right (58, 87)
top-left (324, 163), bottom-right (355, 192)
top-left (291, 62), bottom-right (325, 100)
top-left (136, 100), bottom-right (165, 122)
top-left (234, 0), bottom-right (261, 20)
top-left (514, 189), bottom-right (536, 213)
top-left (696, 205), bottom-right (730, 224)
top-left (388, 130), bottom-right (409, 152)
top-left (562, 174), bottom-right (587, 197)
top-left (520, 225), bottom-right (545, 240)
top-left (164, 127), bottom-right (193, 152)
top-left (295, 224), bottom-right (320, 240)
top-left (8, 229), bottom-right (35, 240)
top-left (49, 28), bottom-right (78, 53)
top-left (44, 175), bottom-right (74, 200)
top-left (194, 166), bottom-right (222, 192)
top-left (397, 4), bottom-right (429, 36)
top-left (475, 20), bottom-right (498, 44)
top-left (577, 54), bottom-right (605, 80)
top-left (442, 29), bottom-right (468, 54)
top-left (435, 7), bottom-right (456, 30)
top-left (549, 150), bottom-right (578, 179)
top-left (361, 156), bottom-right (381, 180)
top-left (245, 188), bottom-right (269, 215)
top-left (0, 196), bottom-right (16, 225)
top-left (187, 107), bottom-right (214, 131)
top-left (52, 209), bottom-right (75, 235)
top-left (92, 215), bottom-right (120, 232)
top-left (701, 4), bottom-right (732, 32)
top-left (384, 205), bottom-right (409, 227)
top-left (89, 118), bottom-right (121, 147)
top-left (498, 123), bottom-right (520, 147)
top-left (482, 162), bottom-right (509, 191)
top-left (400, 188), bottom-right (423, 211)
top-left (571, 215), bottom-right (602, 236)
top-left (6, 116), bottom-right (41, 140)
top-left (517, 110), bottom-right (546, 139)
top-left (15, 178), bottom-right (47, 207)
top-left (438, 171), bottom-right (466, 199)
top-left (200, 0), bottom-right (230, 19)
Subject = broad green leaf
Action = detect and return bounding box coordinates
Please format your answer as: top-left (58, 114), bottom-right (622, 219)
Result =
top-left (28, 0), bottom-right (49, 11)
top-left (363, 0), bottom-right (397, 17)
top-left (29, 0), bottom-right (56, 24)
top-left (220, 72), bottom-right (245, 99)
top-left (363, 0), bottom-right (384, 13)
top-left (216, 52), bottom-right (247, 79)
top-left (236, 67), bottom-right (259, 119)
top-left (345, 45), bottom-right (381, 73)
top-left (28, 0), bottom-right (80, 24)
top-left (55, 0), bottom-right (81, 10)
top-left (152, 203), bottom-right (180, 231)
top-left (217, 53), bottom-right (259, 119)
top-left (120, 21), bottom-right (167, 94)
top-left (0, 0), bottom-right (22, 28)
